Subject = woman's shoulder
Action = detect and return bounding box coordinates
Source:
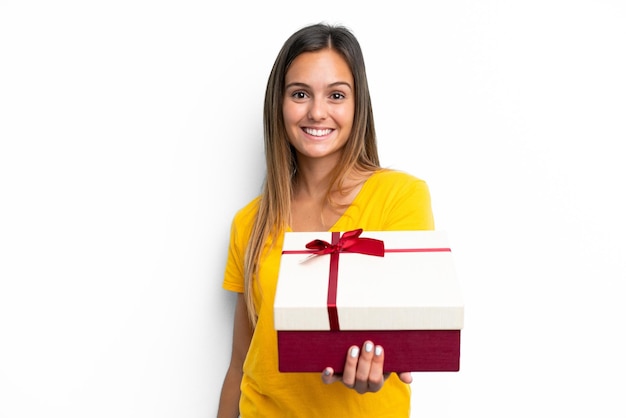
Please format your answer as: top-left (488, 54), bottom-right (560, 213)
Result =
top-left (231, 195), bottom-right (261, 230)
top-left (360, 169), bottom-right (434, 230)
top-left (360, 168), bottom-right (431, 204)
top-left (369, 168), bottom-right (428, 187)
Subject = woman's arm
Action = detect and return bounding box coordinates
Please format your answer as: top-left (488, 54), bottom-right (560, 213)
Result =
top-left (217, 293), bottom-right (253, 418)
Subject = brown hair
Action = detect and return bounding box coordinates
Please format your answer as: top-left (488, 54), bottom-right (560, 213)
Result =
top-left (244, 23), bottom-right (380, 325)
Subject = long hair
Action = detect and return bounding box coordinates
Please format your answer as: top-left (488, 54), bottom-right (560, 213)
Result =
top-left (244, 23), bottom-right (380, 325)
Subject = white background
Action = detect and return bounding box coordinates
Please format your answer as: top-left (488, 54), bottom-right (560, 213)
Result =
top-left (1, 1), bottom-right (625, 417)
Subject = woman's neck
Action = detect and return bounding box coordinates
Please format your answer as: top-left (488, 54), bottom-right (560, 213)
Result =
top-left (290, 163), bottom-right (374, 232)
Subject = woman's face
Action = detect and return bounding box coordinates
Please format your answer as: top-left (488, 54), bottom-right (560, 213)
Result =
top-left (282, 48), bottom-right (355, 166)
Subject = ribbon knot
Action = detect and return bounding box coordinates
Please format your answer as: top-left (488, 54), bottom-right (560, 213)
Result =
top-left (305, 228), bottom-right (385, 257)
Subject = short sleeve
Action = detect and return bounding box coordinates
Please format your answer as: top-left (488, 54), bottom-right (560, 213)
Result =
top-left (222, 197), bottom-right (260, 293)
top-left (222, 216), bottom-right (246, 293)
top-left (380, 172), bottom-right (435, 231)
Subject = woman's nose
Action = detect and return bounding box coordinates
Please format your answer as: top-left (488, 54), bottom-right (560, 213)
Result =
top-left (307, 98), bottom-right (328, 121)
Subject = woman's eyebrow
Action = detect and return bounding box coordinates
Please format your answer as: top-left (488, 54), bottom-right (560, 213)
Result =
top-left (285, 81), bottom-right (353, 90)
top-left (329, 81), bottom-right (353, 90)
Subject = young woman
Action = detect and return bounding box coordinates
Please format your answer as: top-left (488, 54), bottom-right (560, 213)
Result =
top-left (218, 23), bottom-right (434, 417)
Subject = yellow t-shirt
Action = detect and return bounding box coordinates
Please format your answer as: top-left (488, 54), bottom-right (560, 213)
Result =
top-left (222, 169), bottom-right (435, 418)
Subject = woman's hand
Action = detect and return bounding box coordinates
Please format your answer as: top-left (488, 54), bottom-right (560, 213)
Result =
top-left (321, 340), bottom-right (412, 394)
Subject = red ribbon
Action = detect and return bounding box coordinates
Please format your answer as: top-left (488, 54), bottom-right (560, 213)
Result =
top-left (304, 229), bottom-right (384, 331)
top-left (282, 229), bottom-right (451, 331)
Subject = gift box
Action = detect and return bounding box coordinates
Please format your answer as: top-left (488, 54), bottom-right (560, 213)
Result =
top-left (273, 229), bottom-right (464, 373)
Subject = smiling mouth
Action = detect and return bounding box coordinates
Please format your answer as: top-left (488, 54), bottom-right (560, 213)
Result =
top-left (303, 128), bottom-right (333, 137)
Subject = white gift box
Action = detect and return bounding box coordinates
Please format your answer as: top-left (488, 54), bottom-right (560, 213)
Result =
top-left (274, 229), bottom-right (464, 373)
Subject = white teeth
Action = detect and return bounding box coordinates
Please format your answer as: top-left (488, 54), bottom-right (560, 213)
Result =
top-left (304, 128), bottom-right (332, 137)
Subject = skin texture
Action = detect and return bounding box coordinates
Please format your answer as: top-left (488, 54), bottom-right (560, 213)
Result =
top-left (283, 49), bottom-right (361, 232)
top-left (282, 49), bottom-right (355, 168)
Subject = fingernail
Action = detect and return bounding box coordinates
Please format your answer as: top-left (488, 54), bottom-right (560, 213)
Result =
top-left (365, 342), bottom-right (373, 353)
top-left (375, 345), bottom-right (383, 356)
top-left (350, 347), bottom-right (360, 358)
top-left (323, 368), bottom-right (331, 376)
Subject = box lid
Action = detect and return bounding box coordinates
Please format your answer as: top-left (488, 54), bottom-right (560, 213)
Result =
top-left (274, 230), bottom-right (464, 331)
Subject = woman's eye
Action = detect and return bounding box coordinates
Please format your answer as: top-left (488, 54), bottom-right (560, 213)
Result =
top-left (292, 91), bottom-right (307, 99)
top-left (331, 92), bottom-right (345, 100)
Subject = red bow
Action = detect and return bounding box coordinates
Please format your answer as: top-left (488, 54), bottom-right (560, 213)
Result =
top-left (305, 229), bottom-right (385, 257)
